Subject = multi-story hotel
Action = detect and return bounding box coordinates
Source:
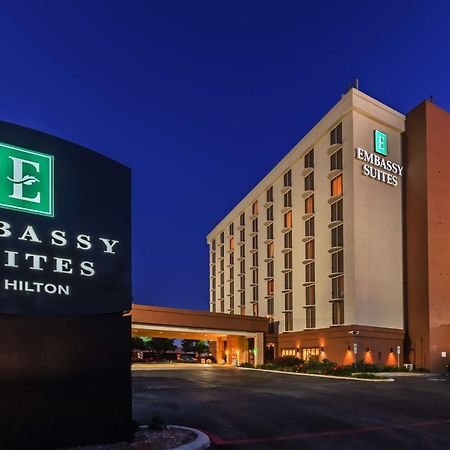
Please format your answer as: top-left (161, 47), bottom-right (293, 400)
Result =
top-left (207, 88), bottom-right (450, 372)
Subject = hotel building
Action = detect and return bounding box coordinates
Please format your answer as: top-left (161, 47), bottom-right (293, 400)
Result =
top-left (207, 88), bottom-right (450, 372)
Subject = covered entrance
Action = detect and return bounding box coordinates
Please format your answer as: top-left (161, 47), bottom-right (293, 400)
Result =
top-left (131, 304), bottom-right (268, 366)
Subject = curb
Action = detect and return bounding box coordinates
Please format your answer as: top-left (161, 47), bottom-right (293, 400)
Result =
top-left (167, 426), bottom-right (210, 450)
top-left (138, 425), bottom-right (210, 449)
top-left (238, 366), bottom-right (394, 382)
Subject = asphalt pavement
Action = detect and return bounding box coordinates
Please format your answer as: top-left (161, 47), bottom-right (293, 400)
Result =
top-left (132, 366), bottom-right (450, 449)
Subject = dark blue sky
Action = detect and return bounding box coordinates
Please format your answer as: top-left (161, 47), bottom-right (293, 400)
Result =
top-left (0, 1), bottom-right (449, 311)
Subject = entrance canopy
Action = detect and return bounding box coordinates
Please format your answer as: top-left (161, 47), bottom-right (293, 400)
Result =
top-left (131, 304), bottom-right (268, 365)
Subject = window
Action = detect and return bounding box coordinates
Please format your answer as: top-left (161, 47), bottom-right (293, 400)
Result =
top-left (331, 199), bottom-right (343, 222)
top-left (220, 300), bottom-right (225, 313)
top-left (220, 246), bottom-right (224, 257)
top-left (240, 244), bottom-right (245, 258)
top-left (332, 300), bottom-right (344, 325)
top-left (230, 281), bottom-right (234, 295)
top-left (229, 223), bottom-right (234, 235)
top-left (267, 260), bottom-right (274, 277)
top-left (240, 291), bottom-right (245, 305)
top-left (230, 237), bottom-right (234, 251)
top-left (266, 187), bottom-right (273, 202)
top-left (266, 224), bottom-right (274, 240)
top-left (285, 292), bottom-right (293, 310)
top-left (252, 218), bottom-right (258, 233)
top-left (331, 225), bottom-right (343, 247)
top-left (211, 240), bottom-right (216, 251)
top-left (284, 312), bottom-right (293, 331)
top-left (220, 273), bottom-right (224, 284)
top-left (330, 148), bottom-right (343, 170)
top-left (305, 308), bottom-right (316, 329)
top-left (211, 264), bottom-right (216, 276)
top-left (284, 231), bottom-right (292, 248)
top-left (267, 205), bottom-right (274, 221)
top-left (252, 235), bottom-right (258, 250)
top-left (240, 306), bottom-right (246, 316)
top-left (332, 275), bottom-right (344, 299)
top-left (284, 272), bottom-right (293, 290)
top-left (220, 259), bottom-right (224, 271)
top-left (283, 170), bottom-right (292, 187)
top-left (330, 122), bottom-right (342, 145)
top-left (212, 278), bottom-right (216, 289)
top-left (220, 286), bottom-right (224, 298)
top-left (252, 286), bottom-right (258, 302)
top-left (284, 251), bottom-right (292, 269)
top-left (331, 174), bottom-right (343, 196)
top-left (305, 195), bottom-right (314, 214)
top-left (305, 262), bottom-right (315, 283)
top-left (229, 267), bottom-right (234, 279)
top-left (282, 348), bottom-right (296, 357)
top-left (229, 252), bottom-right (234, 265)
top-left (331, 250), bottom-right (344, 273)
top-left (240, 276), bottom-right (245, 290)
top-left (302, 347), bottom-right (319, 361)
top-left (305, 240), bottom-right (315, 260)
top-left (306, 285), bottom-right (315, 305)
top-left (220, 232), bottom-right (224, 244)
top-left (267, 297), bottom-right (274, 315)
top-left (267, 242), bottom-right (274, 258)
top-left (230, 296), bottom-right (234, 310)
top-left (305, 149), bottom-right (314, 168)
top-left (284, 210), bottom-right (292, 228)
top-left (305, 217), bottom-right (314, 237)
top-left (212, 291), bottom-right (216, 302)
top-left (252, 269), bottom-right (258, 284)
top-left (240, 228), bottom-right (245, 242)
top-left (211, 303), bottom-right (216, 313)
top-left (240, 259), bottom-right (245, 274)
top-left (240, 213), bottom-right (245, 226)
top-left (253, 303), bottom-right (259, 317)
top-left (267, 279), bottom-right (274, 296)
top-left (252, 252), bottom-right (258, 267)
top-left (305, 172), bottom-right (314, 191)
top-left (252, 201), bottom-right (259, 215)
top-left (283, 190), bottom-right (292, 208)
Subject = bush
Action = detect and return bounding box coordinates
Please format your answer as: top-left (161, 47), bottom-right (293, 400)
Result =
top-left (272, 356), bottom-right (300, 367)
top-left (239, 362), bottom-right (254, 368)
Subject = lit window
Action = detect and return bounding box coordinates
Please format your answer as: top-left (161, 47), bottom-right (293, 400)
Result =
top-left (284, 210), bottom-right (292, 228)
top-left (267, 242), bottom-right (274, 258)
top-left (305, 195), bottom-right (314, 214)
top-left (331, 174), bottom-right (343, 196)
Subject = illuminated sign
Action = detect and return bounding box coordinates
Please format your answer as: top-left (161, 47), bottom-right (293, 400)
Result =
top-left (355, 130), bottom-right (404, 187)
top-left (0, 121), bottom-right (131, 316)
top-left (0, 142), bottom-right (54, 217)
top-left (374, 130), bottom-right (388, 156)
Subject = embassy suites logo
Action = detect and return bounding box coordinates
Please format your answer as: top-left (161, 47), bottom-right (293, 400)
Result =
top-left (0, 142), bottom-right (54, 217)
top-left (0, 141), bottom-right (120, 297)
top-left (355, 130), bottom-right (404, 187)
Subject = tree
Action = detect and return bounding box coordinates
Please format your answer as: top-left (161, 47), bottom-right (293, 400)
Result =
top-left (148, 338), bottom-right (176, 356)
top-left (131, 336), bottom-right (152, 350)
top-left (181, 339), bottom-right (209, 354)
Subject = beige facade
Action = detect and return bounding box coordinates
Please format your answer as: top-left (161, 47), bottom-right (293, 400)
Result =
top-left (207, 89), bottom-right (405, 359)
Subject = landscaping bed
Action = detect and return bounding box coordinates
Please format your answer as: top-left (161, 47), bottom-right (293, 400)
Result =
top-left (239, 357), bottom-right (411, 380)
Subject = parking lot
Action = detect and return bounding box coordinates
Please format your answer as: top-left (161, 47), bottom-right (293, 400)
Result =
top-left (132, 366), bottom-right (450, 449)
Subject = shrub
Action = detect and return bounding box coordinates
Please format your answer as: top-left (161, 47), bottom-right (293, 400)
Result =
top-left (239, 362), bottom-right (254, 368)
top-left (272, 356), bottom-right (300, 367)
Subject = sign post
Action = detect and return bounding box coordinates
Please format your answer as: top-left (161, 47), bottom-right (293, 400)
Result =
top-left (354, 343), bottom-right (358, 370)
top-left (0, 121), bottom-right (132, 449)
top-left (397, 345), bottom-right (401, 368)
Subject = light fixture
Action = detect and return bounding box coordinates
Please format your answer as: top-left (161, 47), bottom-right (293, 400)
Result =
top-left (366, 347), bottom-right (370, 352)
top-left (321, 347), bottom-right (324, 352)
top-left (348, 345), bottom-right (351, 351)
